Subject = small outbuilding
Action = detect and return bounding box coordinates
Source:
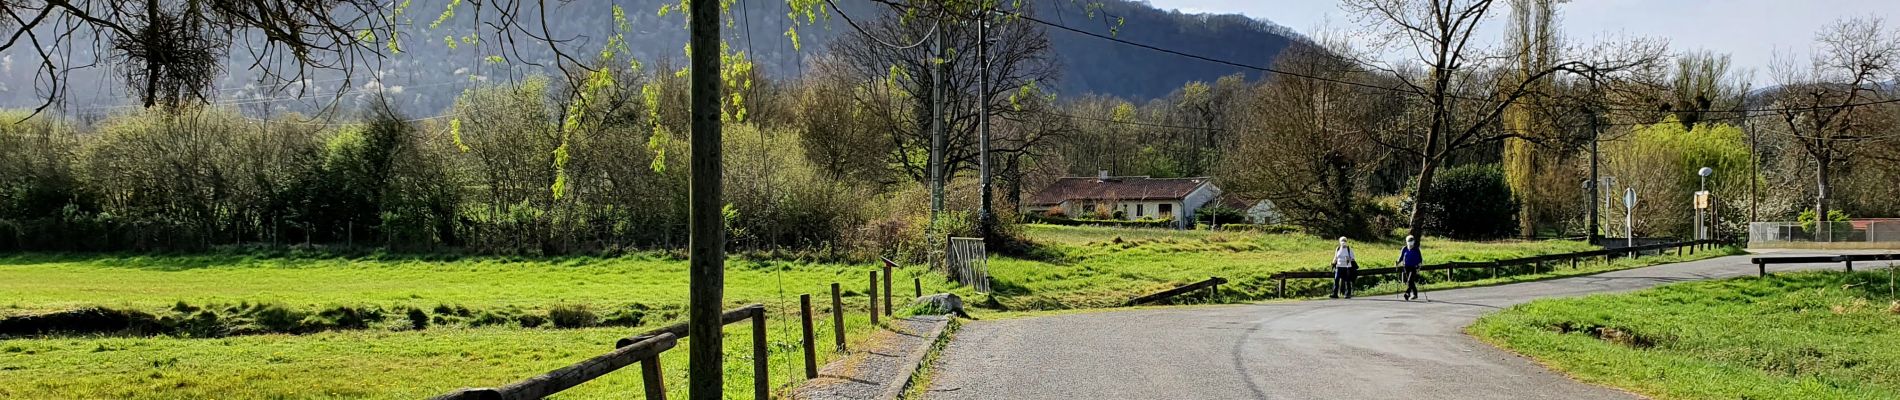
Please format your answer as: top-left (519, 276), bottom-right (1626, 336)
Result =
top-left (1024, 170), bottom-right (1221, 229)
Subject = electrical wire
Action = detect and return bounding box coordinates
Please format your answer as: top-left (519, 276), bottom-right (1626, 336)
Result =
top-left (824, 0), bottom-right (940, 50)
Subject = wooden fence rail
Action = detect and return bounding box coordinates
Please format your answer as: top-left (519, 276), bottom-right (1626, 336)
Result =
top-left (430, 304), bottom-right (769, 400)
top-left (1126, 277), bottom-right (1228, 306)
top-left (1271, 239), bottom-right (1723, 298)
top-left (431, 261), bottom-right (911, 400)
top-left (1750, 253), bottom-right (1900, 276)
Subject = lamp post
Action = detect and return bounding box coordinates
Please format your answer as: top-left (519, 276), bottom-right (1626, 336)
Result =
top-left (1697, 167), bottom-right (1714, 241)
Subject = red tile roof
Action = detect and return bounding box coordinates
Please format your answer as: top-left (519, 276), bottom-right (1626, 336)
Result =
top-left (1027, 176), bottom-right (1212, 206)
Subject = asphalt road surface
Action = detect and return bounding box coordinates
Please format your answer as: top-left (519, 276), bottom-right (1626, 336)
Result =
top-left (928, 253), bottom-right (1858, 400)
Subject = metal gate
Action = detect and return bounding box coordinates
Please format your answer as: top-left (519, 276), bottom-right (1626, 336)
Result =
top-left (945, 237), bottom-right (991, 293)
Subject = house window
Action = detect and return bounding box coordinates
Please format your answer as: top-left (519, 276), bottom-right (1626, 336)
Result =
top-left (1160, 203), bottom-right (1173, 218)
top-left (1136, 204), bottom-right (1145, 218)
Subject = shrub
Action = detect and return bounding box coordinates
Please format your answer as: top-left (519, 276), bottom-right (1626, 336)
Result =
top-left (405, 308), bottom-right (429, 330)
top-left (1411, 164), bottom-right (1519, 240)
top-left (245, 303), bottom-right (307, 333)
top-left (547, 304), bottom-right (598, 328)
top-left (516, 314), bottom-right (547, 328)
top-left (1798, 209), bottom-right (1850, 232)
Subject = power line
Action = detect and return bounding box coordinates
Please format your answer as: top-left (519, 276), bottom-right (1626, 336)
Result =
top-left (996, 8), bottom-right (1900, 116)
top-left (824, 0), bottom-right (939, 50)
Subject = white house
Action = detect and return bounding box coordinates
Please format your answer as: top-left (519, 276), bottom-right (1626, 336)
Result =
top-left (1024, 170), bottom-right (1222, 229)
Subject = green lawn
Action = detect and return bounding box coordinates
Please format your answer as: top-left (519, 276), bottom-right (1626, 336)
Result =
top-left (1471, 268), bottom-right (1900, 400)
top-left (0, 225), bottom-right (1634, 399)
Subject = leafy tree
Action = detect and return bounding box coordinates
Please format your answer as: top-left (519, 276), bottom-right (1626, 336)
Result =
top-left (1601, 118), bottom-right (1751, 238)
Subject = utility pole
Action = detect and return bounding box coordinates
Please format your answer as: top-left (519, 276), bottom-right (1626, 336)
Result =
top-left (686, 0), bottom-right (725, 398)
top-left (1587, 108), bottom-right (1601, 244)
top-left (977, 6), bottom-right (995, 240)
top-left (1745, 112), bottom-right (1758, 224)
top-left (929, 19), bottom-right (946, 222)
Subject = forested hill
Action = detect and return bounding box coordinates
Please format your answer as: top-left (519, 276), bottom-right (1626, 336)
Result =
top-left (1039, 0), bottom-right (1304, 99)
top-left (0, 0), bottom-right (1303, 113)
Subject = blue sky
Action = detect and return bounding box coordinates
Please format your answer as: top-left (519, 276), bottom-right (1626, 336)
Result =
top-left (1145, 0), bottom-right (1900, 86)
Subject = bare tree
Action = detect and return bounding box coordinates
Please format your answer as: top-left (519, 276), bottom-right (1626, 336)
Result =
top-left (1769, 17), bottom-right (1900, 234)
top-left (1217, 41), bottom-right (1395, 238)
top-left (828, 1), bottom-right (1059, 189)
top-left (1344, 0), bottom-right (1660, 237)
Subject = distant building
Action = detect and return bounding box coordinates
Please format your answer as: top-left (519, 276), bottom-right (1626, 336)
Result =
top-left (1024, 170), bottom-right (1221, 229)
top-left (1210, 193), bottom-right (1281, 225)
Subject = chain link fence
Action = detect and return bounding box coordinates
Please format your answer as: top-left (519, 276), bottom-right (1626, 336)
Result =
top-left (1749, 221), bottom-right (1900, 243)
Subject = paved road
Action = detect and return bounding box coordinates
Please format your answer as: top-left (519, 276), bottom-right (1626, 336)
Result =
top-left (928, 253), bottom-right (1858, 400)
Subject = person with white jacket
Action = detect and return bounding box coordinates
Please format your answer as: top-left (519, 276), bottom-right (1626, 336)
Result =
top-left (1331, 237), bottom-right (1358, 299)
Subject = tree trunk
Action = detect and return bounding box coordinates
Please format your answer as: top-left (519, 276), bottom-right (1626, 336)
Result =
top-left (1407, 158), bottom-right (1441, 238)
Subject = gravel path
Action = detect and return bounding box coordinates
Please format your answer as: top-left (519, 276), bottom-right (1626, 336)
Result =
top-left (928, 252), bottom-right (1858, 400)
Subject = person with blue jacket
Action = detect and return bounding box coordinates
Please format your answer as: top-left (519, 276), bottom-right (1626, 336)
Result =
top-left (1398, 235), bottom-right (1424, 301)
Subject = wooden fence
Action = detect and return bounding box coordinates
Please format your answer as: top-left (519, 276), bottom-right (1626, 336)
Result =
top-left (1269, 239), bottom-right (1725, 298)
top-left (1750, 253), bottom-right (1900, 276)
top-left (1126, 277), bottom-right (1227, 306)
top-left (431, 261), bottom-right (922, 400)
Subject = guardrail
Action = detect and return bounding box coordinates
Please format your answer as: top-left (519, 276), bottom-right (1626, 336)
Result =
top-left (1269, 239), bottom-right (1725, 298)
top-left (1749, 253), bottom-right (1900, 277)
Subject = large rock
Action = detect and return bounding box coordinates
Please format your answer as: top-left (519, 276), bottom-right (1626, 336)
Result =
top-left (909, 293), bottom-right (973, 319)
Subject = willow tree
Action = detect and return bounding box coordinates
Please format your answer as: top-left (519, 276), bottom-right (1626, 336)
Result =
top-left (1500, 0), bottom-right (1562, 238)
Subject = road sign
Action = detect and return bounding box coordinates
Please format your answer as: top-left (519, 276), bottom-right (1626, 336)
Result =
top-left (1694, 191), bottom-right (1710, 209)
top-left (1624, 187), bottom-right (1636, 209)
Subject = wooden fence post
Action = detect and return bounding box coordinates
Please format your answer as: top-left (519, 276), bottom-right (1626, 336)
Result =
top-left (1846, 259), bottom-right (1854, 273)
top-left (1276, 277), bottom-right (1285, 298)
top-left (831, 283), bottom-right (845, 350)
top-left (882, 263), bottom-right (893, 318)
top-left (914, 277), bottom-right (922, 299)
top-left (641, 356), bottom-right (666, 400)
top-left (869, 271), bottom-right (879, 326)
top-left (751, 309), bottom-right (768, 400)
top-left (1756, 260), bottom-right (1766, 277)
top-left (800, 294), bottom-right (816, 380)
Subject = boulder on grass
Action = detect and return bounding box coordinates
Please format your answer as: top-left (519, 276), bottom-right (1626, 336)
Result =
top-left (910, 293), bottom-right (974, 319)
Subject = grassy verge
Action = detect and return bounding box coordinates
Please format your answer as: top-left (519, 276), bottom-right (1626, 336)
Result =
top-left (1350, 246), bottom-right (1746, 298)
top-left (1470, 267), bottom-right (1900, 400)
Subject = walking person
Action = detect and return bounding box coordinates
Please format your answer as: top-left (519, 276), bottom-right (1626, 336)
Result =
top-left (1398, 235), bottom-right (1423, 301)
top-left (1332, 237), bottom-right (1358, 299)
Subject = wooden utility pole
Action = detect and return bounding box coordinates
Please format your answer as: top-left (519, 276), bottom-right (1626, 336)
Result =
top-left (1587, 109), bottom-right (1601, 244)
top-left (687, 0), bottom-right (725, 398)
top-left (976, 7), bottom-right (995, 240)
top-left (929, 19), bottom-right (946, 221)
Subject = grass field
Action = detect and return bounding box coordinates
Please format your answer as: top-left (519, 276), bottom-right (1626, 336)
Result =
top-left (0, 254), bottom-right (941, 399)
top-left (989, 225), bottom-right (1600, 308)
top-left (0, 225), bottom-right (1628, 399)
top-left (1471, 268), bottom-right (1900, 400)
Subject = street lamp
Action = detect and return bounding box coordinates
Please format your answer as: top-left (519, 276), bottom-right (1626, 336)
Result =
top-left (1697, 167), bottom-right (1714, 240)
